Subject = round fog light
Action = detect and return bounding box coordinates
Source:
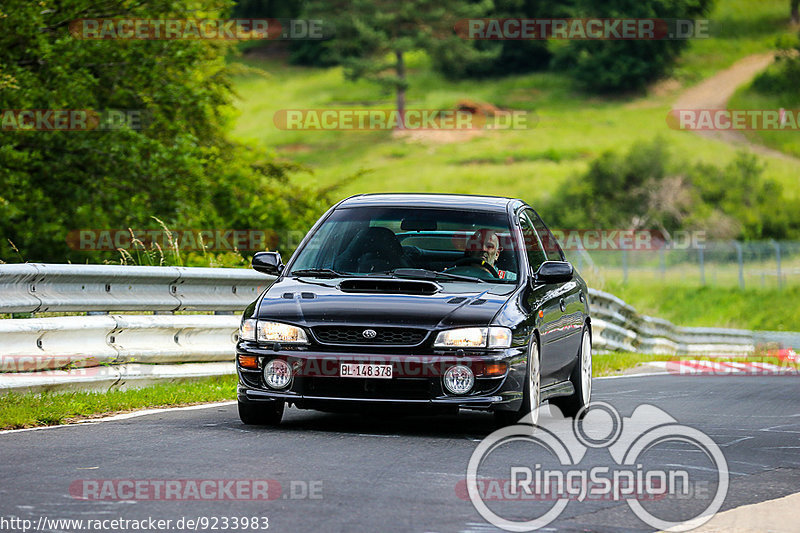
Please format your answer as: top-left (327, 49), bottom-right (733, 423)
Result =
top-left (443, 365), bottom-right (474, 395)
top-left (264, 359), bottom-right (292, 389)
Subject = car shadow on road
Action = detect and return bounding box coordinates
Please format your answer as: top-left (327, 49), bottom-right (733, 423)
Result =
top-left (237, 405), bottom-right (551, 440)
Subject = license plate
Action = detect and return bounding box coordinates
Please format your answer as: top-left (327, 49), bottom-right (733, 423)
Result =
top-left (340, 363), bottom-right (393, 379)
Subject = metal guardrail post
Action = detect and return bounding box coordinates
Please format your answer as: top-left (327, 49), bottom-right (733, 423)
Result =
top-left (771, 240), bottom-right (782, 290)
top-left (622, 249), bottom-right (628, 284)
top-left (699, 247), bottom-right (705, 286)
top-left (733, 241), bottom-right (744, 290)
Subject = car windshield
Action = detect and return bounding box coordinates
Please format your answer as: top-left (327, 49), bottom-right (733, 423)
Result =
top-left (288, 206), bottom-right (520, 283)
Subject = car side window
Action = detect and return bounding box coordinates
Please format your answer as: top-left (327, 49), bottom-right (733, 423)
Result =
top-left (518, 210), bottom-right (547, 273)
top-left (529, 210), bottom-right (564, 262)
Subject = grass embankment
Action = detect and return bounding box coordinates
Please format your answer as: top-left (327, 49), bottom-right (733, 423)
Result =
top-left (230, 0), bottom-right (800, 204)
top-left (602, 281), bottom-right (800, 331)
top-left (729, 82), bottom-right (800, 158)
top-left (593, 353), bottom-right (675, 377)
top-left (594, 353), bottom-right (799, 377)
top-left (0, 375), bottom-right (237, 431)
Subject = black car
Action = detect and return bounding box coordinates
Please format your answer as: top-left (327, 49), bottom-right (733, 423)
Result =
top-left (236, 193), bottom-right (592, 426)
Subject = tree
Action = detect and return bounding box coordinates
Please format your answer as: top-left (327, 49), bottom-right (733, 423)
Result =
top-left (792, 0), bottom-right (799, 24)
top-left (431, 0), bottom-right (566, 79)
top-left (551, 0), bottom-right (714, 92)
top-left (0, 0), bottom-right (330, 263)
top-left (309, 0), bottom-right (491, 127)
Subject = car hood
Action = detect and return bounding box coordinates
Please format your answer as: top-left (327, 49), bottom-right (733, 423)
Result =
top-left (255, 277), bottom-right (515, 329)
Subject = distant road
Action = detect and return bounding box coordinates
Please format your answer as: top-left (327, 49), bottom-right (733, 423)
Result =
top-left (1, 375), bottom-right (798, 532)
top-left (672, 52), bottom-right (800, 162)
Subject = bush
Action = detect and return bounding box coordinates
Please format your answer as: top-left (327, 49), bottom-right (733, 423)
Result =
top-left (542, 139), bottom-right (800, 241)
top-left (751, 34), bottom-right (800, 99)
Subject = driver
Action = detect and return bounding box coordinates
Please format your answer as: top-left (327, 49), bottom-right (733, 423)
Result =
top-left (462, 229), bottom-right (517, 280)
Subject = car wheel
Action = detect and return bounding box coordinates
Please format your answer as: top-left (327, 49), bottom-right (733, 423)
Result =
top-left (494, 336), bottom-right (540, 427)
top-left (238, 399), bottom-right (284, 426)
top-left (552, 327), bottom-right (592, 418)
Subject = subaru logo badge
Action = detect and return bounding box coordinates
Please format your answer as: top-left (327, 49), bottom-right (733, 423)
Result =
top-left (362, 329), bottom-right (377, 339)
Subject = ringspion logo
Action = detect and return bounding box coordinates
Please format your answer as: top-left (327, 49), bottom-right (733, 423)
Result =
top-left (466, 402), bottom-right (728, 531)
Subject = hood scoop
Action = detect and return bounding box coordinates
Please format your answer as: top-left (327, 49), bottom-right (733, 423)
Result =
top-left (339, 279), bottom-right (439, 295)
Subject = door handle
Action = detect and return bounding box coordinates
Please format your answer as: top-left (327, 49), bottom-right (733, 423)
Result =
top-left (559, 298), bottom-right (566, 312)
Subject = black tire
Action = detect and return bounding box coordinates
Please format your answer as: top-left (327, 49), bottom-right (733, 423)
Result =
top-left (494, 336), bottom-right (540, 427)
top-left (238, 399), bottom-right (284, 426)
top-left (551, 327), bottom-right (592, 418)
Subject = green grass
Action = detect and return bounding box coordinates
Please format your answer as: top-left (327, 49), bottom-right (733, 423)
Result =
top-left (229, 0), bottom-right (800, 208)
top-left (0, 375), bottom-right (237, 430)
top-left (674, 0), bottom-right (797, 82)
top-left (593, 352), bottom-right (800, 376)
top-left (593, 352), bottom-right (674, 376)
top-left (601, 280), bottom-right (800, 331)
top-left (729, 72), bottom-right (800, 158)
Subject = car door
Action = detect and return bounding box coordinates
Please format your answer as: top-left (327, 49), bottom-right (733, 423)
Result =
top-left (518, 209), bottom-right (564, 387)
top-left (530, 210), bottom-right (584, 380)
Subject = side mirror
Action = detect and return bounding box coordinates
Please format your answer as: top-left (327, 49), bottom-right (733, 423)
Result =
top-left (252, 251), bottom-right (283, 276)
top-left (534, 261), bottom-right (573, 284)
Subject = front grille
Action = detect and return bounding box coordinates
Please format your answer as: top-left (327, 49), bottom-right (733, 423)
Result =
top-left (312, 326), bottom-right (427, 346)
top-left (302, 377), bottom-right (432, 400)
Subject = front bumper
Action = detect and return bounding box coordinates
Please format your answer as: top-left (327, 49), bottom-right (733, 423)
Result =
top-left (236, 343), bottom-right (527, 412)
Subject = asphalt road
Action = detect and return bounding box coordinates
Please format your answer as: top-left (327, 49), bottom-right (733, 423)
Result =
top-left (1, 374), bottom-right (799, 533)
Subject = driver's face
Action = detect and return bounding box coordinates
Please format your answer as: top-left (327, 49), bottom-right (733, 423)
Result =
top-left (482, 234), bottom-right (500, 265)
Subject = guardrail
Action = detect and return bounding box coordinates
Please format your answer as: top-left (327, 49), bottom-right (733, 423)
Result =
top-left (588, 289), bottom-right (756, 356)
top-left (0, 264), bottom-right (795, 393)
top-left (0, 263), bottom-right (272, 313)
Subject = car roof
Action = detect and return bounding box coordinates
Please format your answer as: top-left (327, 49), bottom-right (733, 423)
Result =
top-left (337, 193), bottom-right (525, 211)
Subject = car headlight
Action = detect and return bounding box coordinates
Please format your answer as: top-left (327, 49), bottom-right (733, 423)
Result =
top-left (239, 319), bottom-right (257, 341)
top-left (239, 320), bottom-right (308, 344)
top-left (433, 327), bottom-right (512, 349)
top-left (257, 321), bottom-right (308, 344)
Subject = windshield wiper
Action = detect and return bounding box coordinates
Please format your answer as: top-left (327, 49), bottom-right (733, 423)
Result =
top-left (386, 268), bottom-right (487, 283)
top-left (290, 268), bottom-right (346, 278)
